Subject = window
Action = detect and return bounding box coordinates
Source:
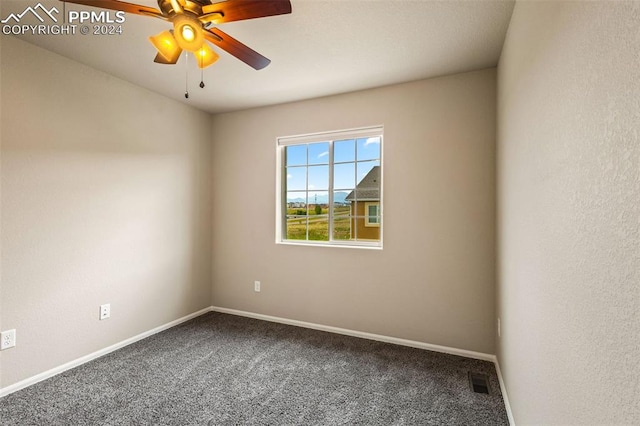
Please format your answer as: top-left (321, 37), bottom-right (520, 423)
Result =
top-left (276, 126), bottom-right (383, 248)
top-left (365, 202), bottom-right (380, 227)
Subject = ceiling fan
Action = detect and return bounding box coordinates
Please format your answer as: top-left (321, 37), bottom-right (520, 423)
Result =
top-left (59, 0), bottom-right (292, 70)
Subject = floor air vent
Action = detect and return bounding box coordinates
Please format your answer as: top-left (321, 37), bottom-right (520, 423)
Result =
top-left (468, 372), bottom-right (490, 394)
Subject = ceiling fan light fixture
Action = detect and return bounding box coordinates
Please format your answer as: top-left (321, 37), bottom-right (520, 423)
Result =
top-left (173, 14), bottom-right (204, 52)
top-left (181, 25), bottom-right (195, 42)
top-left (195, 43), bottom-right (219, 69)
top-left (149, 30), bottom-right (182, 63)
top-left (60, 0), bottom-right (293, 71)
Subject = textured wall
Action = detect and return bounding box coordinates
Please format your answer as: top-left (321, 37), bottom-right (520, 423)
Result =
top-left (0, 37), bottom-right (212, 387)
top-left (497, 1), bottom-right (640, 424)
top-left (211, 69), bottom-right (497, 355)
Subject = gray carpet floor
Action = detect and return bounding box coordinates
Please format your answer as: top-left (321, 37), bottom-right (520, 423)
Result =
top-left (0, 312), bottom-right (509, 425)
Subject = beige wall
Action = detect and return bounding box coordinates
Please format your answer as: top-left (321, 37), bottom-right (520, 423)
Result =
top-left (497, 1), bottom-right (640, 424)
top-left (211, 69), bottom-right (497, 354)
top-left (0, 37), bottom-right (212, 387)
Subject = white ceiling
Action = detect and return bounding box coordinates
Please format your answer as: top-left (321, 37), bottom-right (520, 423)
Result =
top-left (3, 0), bottom-right (515, 114)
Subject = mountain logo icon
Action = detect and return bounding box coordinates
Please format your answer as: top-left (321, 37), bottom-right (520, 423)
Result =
top-left (1, 3), bottom-right (59, 24)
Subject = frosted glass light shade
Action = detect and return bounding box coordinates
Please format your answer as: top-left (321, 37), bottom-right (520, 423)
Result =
top-left (195, 43), bottom-right (219, 69)
top-left (149, 30), bottom-right (182, 63)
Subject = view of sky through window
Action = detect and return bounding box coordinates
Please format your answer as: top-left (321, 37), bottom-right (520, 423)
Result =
top-left (286, 137), bottom-right (380, 204)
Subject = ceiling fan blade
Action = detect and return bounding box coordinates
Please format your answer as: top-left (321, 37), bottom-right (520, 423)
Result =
top-left (201, 0), bottom-right (291, 24)
top-left (204, 28), bottom-right (270, 70)
top-left (59, 0), bottom-right (166, 19)
top-left (154, 52), bottom-right (180, 65)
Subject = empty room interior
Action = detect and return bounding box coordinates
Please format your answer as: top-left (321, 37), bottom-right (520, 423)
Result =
top-left (0, 0), bottom-right (638, 424)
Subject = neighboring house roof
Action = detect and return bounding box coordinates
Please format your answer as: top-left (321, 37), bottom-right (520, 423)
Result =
top-left (345, 166), bottom-right (380, 201)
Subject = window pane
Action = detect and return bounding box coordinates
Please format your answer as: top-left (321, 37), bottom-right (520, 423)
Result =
top-left (286, 167), bottom-right (307, 191)
top-left (334, 162), bottom-right (355, 190)
top-left (308, 142), bottom-right (330, 165)
top-left (334, 139), bottom-right (355, 163)
top-left (351, 201), bottom-right (361, 240)
top-left (333, 191), bottom-right (350, 211)
top-left (308, 165), bottom-right (329, 190)
top-left (349, 200), bottom-right (381, 240)
top-left (353, 215), bottom-right (381, 241)
top-left (357, 161), bottom-right (380, 190)
top-left (286, 145), bottom-right (307, 166)
top-left (286, 215), bottom-right (307, 240)
top-left (332, 215), bottom-right (352, 240)
top-left (357, 137), bottom-right (380, 161)
top-left (286, 191), bottom-right (307, 211)
top-left (308, 191), bottom-right (328, 210)
top-left (308, 215), bottom-right (329, 241)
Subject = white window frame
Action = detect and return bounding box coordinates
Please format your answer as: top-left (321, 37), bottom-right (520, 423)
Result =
top-left (275, 126), bottom-right (383, 249)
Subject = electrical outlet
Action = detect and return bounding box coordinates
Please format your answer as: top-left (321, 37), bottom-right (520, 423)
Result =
top-left (498, 318), bottom-right (501, 338)
top-left (254, 281), bottom-right (261, 292)
top-left (100, 303), bottom-right (111, 320)
top-left (1, 329), bottom-right (16, 350)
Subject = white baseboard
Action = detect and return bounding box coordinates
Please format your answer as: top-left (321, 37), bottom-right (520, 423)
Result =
top-left (0, 307), bottom-right (212, 398)
top-left (211, 306), bottom-right (495, 362)
top-left (493, 356), bottom-right (516, 426)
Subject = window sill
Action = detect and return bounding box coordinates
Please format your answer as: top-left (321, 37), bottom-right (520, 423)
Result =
top-left (277, 240), bottom-right (382, 250)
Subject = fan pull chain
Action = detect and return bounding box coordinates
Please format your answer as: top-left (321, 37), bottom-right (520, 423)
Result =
top-left (63, 2), bottom-right (66, 23)
top-left (200, 58), bottom-right (205, 89)
top-left (184, 52), bottom-right (189, 99)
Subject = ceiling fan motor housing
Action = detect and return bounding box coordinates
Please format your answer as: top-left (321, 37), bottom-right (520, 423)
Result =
top-left (157, 0), bottom-right (203, 18)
